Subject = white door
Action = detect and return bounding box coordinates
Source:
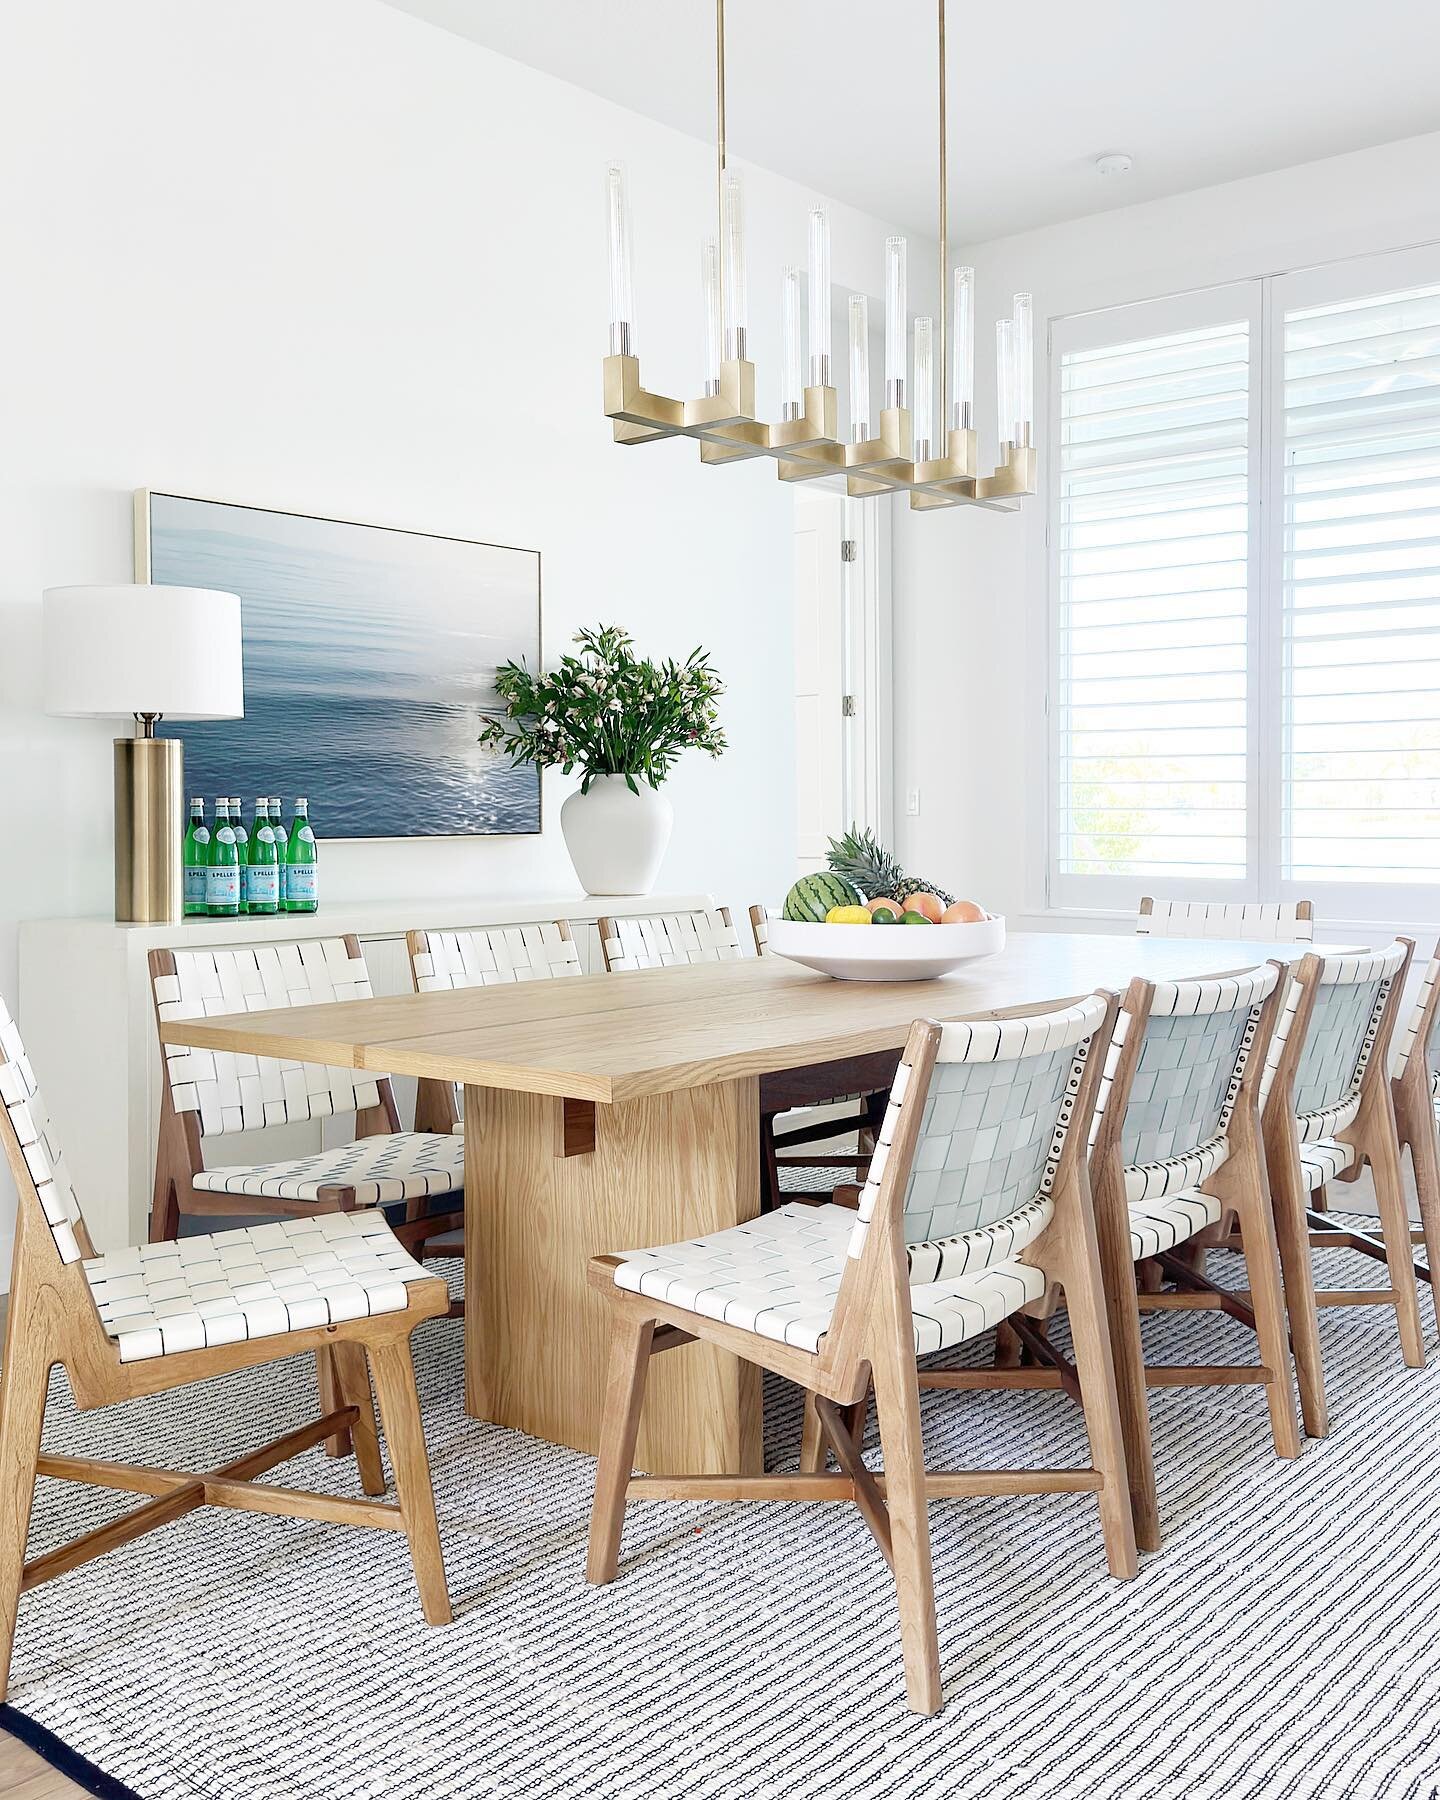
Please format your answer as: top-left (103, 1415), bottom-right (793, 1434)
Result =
top-left (793, 488), bottom-right (845, 871)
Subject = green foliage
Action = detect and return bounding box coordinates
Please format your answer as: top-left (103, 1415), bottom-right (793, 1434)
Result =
top-left (476, 623), bottom-right (727, 793)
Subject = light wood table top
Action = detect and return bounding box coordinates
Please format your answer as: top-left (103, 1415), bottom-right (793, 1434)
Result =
top-left (160, 930), bottom-right (1338, 1104)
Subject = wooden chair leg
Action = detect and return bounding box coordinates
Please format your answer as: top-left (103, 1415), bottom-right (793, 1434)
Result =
top-left (993, 1320), bottom-right (1023, 1368)
top-left (1267, 1143), bottom-right (1329, 1437)
top-left (1311, 1183), bottom-right (1329, 1213)
top-left (1096, 1238), bottom-right (1161, 1554)
top-left (1407, 1103), bottom-right (1440, 1293)
top-left (799, 1390), bottom-right (825, 1473)
top-left (759, 1115), bottom-right (782, 1213)
top-left (367, 1339), bottom-right (452, 1626)
top-left (1061, 1237), bottom-right (1142, 1576)
top-left (586, 1311), bottom-right (657, 1584)
top-left (869, 1288), bottom-right (941, 1716)
top-left (1367, 1117), bottom-right (1427, 1368)
top-left (330, 1341), bottom-right (385, 1497)
top-left (149, 1174), bottom-right (180, 1245)
top-left (0, 1308), bottom-right (49, 1703)
top-left (315, 1348), bottom-right (353, 1460)
top-left (1231, 1176), bottom-right (1303, 1460)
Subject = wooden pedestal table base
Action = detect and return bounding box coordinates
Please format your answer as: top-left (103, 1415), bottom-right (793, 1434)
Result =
top-left (462, 1077), bottom-right (763, 1477)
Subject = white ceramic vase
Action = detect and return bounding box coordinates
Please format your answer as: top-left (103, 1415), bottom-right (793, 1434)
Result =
top-left (560, 774), bottom-right (674, 896)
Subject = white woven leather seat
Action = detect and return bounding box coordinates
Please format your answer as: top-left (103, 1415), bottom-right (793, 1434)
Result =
top-left (1127, 1190), bottom-right (1223, 1261)
top-left (83, 1211), bottom-right (434, 1363)
top-left (614, 1200), bottom-right (1047, 1356)
top-left (1298, 1138), bottom-right (1357, 1190)
top-left (190, 1131), bottom-right (464, 1204)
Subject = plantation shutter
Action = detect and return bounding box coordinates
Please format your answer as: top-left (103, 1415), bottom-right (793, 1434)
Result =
top-left (1279, 277), bottom-right (1440, 886)
top-left (1051, 287), bottom-right (1258, 906)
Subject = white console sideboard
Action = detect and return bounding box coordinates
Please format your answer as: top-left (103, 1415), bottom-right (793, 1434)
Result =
top-left (17, 893), bottom-right (715, 1252)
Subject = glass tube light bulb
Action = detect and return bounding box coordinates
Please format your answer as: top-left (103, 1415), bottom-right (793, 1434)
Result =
top-left (1012, 292), bottom-right (1034, 448)
top-left (780, 268), bottom-right (803, 421)
top-left (720, 169), bottom-right (747, 361)
top-left (884, 236), bottom-right (907, 408)
top-left (605, 164), bottom-right (635, 357)
top-left (996, 318), bottom-right (1016, 451)
top-left (807, 206), bottom-right (831, 386)
top-left (950, 265), bottom-right (974, 431)
top-left (701, 239), bottom-right (722, 396)
top-left (912, 317), bottom-right (934, 463)
top-left (849, 294), bottom-right (871, 444)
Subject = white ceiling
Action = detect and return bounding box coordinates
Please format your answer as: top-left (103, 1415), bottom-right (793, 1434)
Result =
top-left (384, 0), bottom-right (1440, 241)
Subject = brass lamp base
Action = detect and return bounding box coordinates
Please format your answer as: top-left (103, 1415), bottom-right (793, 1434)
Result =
top-left (114, 736), bottom-right (183, 923)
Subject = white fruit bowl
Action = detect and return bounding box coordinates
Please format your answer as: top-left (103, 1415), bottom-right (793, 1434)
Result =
top-left (767, 914), bottom-right (1006, 982)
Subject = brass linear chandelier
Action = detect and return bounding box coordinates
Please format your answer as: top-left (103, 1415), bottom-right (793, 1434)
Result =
top-left (602, 0), bottom-right (1036, 512)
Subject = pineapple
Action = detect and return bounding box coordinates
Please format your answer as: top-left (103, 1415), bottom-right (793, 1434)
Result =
top-left (825, 826), bottom-right (954, 909)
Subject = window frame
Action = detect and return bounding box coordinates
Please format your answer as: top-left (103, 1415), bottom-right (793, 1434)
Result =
top-left (1046, 244), bottom-right (1440, 923)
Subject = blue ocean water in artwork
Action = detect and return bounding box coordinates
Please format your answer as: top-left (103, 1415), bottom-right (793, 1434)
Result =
top-left (150, 497), bottom-right (541, 839)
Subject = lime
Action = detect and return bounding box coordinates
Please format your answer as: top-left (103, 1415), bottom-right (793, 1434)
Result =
top-left (870, 904), bottom-right (903, 924)
top-left (902, 910), bottom-right (933, 925)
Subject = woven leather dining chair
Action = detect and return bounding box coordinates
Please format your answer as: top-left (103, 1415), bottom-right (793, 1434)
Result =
top-left (0, 987), bottom-right (451, 1704)
top-left (1255, 940), bottom-right (1420, 1438)
top-left (149, 936), bottom-right (465, 1250)
top-left (1388, 944), bottom-right (1440, 1288)
top-left (406, 920), bottom-right (582, 1132)
top-left (586, 993), bottom-right (1135, 1716)
top-left (1079, 965), bottom-right (1301, 1548)
top-left (597, 907), bottom-right (744, 970)
top-left (1136, 897), bottom-right (1315, 941)
top-left (748, 902), bottom-right (896, 1208)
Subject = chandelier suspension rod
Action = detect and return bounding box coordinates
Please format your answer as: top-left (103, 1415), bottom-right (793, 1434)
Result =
top-left (937, 0), bottom-right (948, 397)
top-left (715, 0), bottom-right (727, 217)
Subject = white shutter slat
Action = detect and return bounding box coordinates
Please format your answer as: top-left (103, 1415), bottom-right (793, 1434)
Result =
top-left (1282, 279), bottom-right (1440, 886)
top-left (1055, 317), bottom-right (1252, 882)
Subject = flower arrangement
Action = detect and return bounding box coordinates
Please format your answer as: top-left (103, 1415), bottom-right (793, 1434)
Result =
top-left (477, 623), bottom-right (727, 794)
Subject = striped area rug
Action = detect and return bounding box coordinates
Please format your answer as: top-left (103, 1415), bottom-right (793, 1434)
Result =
top-left (5, 1235), bottom-right (1440, 1800)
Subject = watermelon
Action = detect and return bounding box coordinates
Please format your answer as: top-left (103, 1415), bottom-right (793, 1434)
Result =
top-left (783, 872), bottom-right (863, 922)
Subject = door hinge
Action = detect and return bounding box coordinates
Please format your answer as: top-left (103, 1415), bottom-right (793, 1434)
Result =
top-left (840, 539), bottom-right (858, 563)
top-left (841, 695), bottom-right (857, 717)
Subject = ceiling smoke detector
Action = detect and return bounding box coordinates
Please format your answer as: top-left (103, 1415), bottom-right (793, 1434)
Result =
top-left (1095, 152), bottom-right (1134, 178)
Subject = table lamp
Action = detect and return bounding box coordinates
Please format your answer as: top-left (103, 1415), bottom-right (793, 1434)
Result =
top-left (43, 584), bottom-right (244, 923)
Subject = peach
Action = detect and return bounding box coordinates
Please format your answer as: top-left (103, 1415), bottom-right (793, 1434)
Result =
top-left (902, 891), bottom-right (944, 923)
top-left (942, 899), bottom-right (986, 924)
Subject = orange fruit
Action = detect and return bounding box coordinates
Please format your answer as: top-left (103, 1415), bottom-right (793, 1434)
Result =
top-left (941, 900), bottom-right (986, 924)
top-left (902, 891), bottom-right (944, 923)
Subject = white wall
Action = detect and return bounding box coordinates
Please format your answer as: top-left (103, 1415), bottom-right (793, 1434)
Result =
top-left (893, 129), bottom-right (1440, 932)
top-left (0, 0), bottom-right (907, 1261)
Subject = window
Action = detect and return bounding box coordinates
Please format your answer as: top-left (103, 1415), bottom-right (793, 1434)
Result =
top-left (1048, 248), bottom-right (1440, 917)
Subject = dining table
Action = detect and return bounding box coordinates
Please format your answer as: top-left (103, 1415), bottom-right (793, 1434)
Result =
top-left (159, 928), bottom-right (1340, 1476)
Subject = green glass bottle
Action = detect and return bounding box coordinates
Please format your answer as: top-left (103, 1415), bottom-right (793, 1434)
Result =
top-left (182, 798), bottom-right (210, 917)
top-left (207, 799), bottom-right (240, 917)
top-left (268, 798), bottom-right (289, 908)
top-left (284, 798), bottom-right (318, 913)
top-left (229, 797), bottom-right (250, 912)
top-left (247, 796), bottom-right (279, 915)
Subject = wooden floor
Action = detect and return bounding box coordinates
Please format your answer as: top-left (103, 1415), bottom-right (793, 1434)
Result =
top-left (0, 1291), bottom-right (87, 1798)
top-left (0, 1731), bottom-right (87, 1798)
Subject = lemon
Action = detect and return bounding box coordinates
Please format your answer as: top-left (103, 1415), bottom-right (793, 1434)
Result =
top-left (825, 904), bottom-right (873, 925)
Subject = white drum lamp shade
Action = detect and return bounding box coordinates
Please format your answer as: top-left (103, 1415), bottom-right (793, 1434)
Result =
top-left (43, 585), bottom-right (244, 720)
top-left (41, 584), bottom-right (244, 925)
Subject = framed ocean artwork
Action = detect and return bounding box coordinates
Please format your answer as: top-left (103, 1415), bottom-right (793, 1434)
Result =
top-left (134, 490), bottom-right (542, 840)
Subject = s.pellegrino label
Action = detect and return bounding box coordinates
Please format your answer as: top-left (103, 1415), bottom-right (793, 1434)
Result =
top-left (286, 863), bottom-right (318, 905)
top-left (247, 862), bottom-right (280, 908)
